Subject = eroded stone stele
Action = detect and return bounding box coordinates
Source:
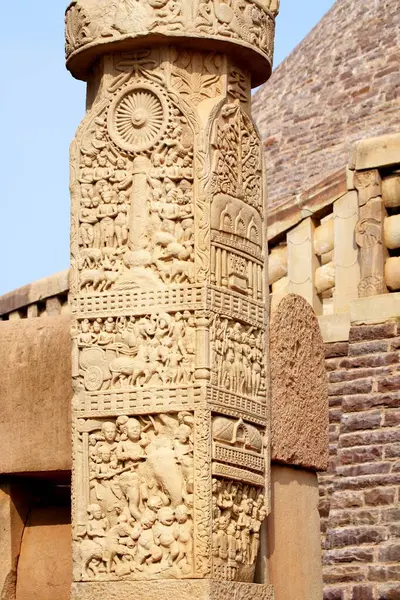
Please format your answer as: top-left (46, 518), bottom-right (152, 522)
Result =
top-left (66, 1), bottom-right (278, 598)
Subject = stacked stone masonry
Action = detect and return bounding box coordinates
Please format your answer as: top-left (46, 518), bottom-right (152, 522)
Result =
top-left (253, 0), bottom-right (400, 211)
top-left (320, 322), bottom-right (400, 600)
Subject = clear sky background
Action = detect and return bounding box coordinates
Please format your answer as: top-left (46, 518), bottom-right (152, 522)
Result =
top-left (0, 0), bottom-right (335, 295)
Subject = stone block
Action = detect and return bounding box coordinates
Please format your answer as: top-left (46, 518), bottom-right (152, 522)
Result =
top-left (0, 316), bottom-right (72, 474)
top-left (0, 484), bottom-right (29, 600)
top-left (385, 257), bottom-right (400, 291)
top-left (350, 585), bottom-right (374, 600)
top-left (354, 133), bottom-right (400, 170)
top-left (382, 173), bottom-right (400, 208)
top-left (378, 583), bottom-right (400, 600)
top-left (71, 581), bottom-right (274, 600)
top-left (268, 245), bottom-right (288, 285)
top-left (350, 293), bottom-right (400, 326)
top-left (314, 219), bottom-right (334, 256)
top-left (270, 294), bottom-right (329, 470)
top-left (349, 321), bottom-right (398, 341)
top-left (333, 191), bottom-right (360, 313)
top-left (15, 507), bottom-right (71, 600)
top-left (384, 214), bottom-right (400, 249)
top-left (267, 465), bottom-right (323, 600)
top-left (318, 314), bottom-right (351, 343)
top-left (315, 262), bottom-right (335, 295)
top-left (378, 543), bottom-right (400, 563)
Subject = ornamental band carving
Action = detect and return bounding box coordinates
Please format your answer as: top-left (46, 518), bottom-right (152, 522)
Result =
top-left (65, 0), bottom-right (278, 83)
top-left (67, 1), bottom-right (275, 595)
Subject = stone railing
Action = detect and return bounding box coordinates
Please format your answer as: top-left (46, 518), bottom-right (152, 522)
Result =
top-left (268, 132), bottom-right (400, 343)
top-left (0, 270), bottom-right (70, 320)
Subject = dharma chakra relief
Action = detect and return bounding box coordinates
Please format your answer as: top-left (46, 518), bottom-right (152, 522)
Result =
top-left (108, 84), bottom-right (169, 153)
top-left (71, 69), bottom-right (195, 296)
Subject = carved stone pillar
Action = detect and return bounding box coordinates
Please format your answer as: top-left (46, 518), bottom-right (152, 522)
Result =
top-left (65, 2), bottom-right (278, 598)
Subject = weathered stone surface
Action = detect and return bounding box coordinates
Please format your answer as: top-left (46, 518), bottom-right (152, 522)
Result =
top-left (0, 316), bottom-right (72, 474)
top-left (353, 133), bottom-right (400, 171)
top-left (270, 294), bottom-right (329, 470)
top-left (15, 507), bottom-right (72, 600)
top-left (349, 322), bottom-right (398, 342)
top-left (323, 588), bottom-right (345, 600)
top-left (0, 270), bottom-right (69, 318)
top-left (350, 295), bottom-right (400, 326)
top-left (66, 0), bottom-right (276, 590)
top-left (382, 173), bottom-right (400, 208)
top-left (350, 585), bottom-right (374, 600)
top-left (385, 257), bottom-right (400, 291)
top-left (267, 466), bottom-right (323, 600)
top-left (253, 1), bottom-right (400, 210)
top-left (71, 581), bottom-right (274, 600)
top-left (0, 485), bottom-right (29, 600)
top-left (325, 343), bottom-right (349, 359)
top-left (364, 488), bottom-right (396, 506)
top-left (378, 583), bottom-right (400, 600)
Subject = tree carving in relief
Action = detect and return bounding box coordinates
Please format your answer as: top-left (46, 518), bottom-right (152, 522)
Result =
top-left (71, 54), bottom-right (198, 296)
top-left (208, 99), bottom-right (264, 299)
top-left (74, 412), bottom-right (194, 580)
top-left (170, 50), bottom-right (223, 106)
top-left (74, 311), bottom-right (195, 392)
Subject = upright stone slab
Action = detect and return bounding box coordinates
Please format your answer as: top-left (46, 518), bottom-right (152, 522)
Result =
top-left (65, 2), bottom-right (278, 598)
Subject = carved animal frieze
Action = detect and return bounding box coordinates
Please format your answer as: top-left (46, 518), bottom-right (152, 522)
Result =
top-left (75, 311), bottom-right (196, 391)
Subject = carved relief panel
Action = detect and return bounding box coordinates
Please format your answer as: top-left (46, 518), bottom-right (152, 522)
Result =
top-left (211, 416), bottom-right (266, 582)
top-left (65, 0), bottom-right (278, 80)
top-left (70, 45), bottom-right (269, 589)
top-left (209, 98), bottom-right (265, 301)
top-left (73, 412), bottom-right (196, 580)
top-left (70, 52), bottom-right (197, 300)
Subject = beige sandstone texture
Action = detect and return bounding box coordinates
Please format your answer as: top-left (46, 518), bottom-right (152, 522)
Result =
top-left (270, 294), bottom-right (329, 470)
top-left (0, 485), bottom-right (30, 600)
top-left (0, 316), bottom-right (72, 474)
top-left (253, 0), bottom-right (400, 210)
top-left (71, 580), bottom-right (274, 600)
top-left (66, 0), bottom-right (277, 593)
top-left (267, 465), bottom-right (323, 600)
top-left (16, 507), bottom-right (72, 600)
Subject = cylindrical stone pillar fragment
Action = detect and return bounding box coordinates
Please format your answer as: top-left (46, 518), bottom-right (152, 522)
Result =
top-left (65, 2), bottom-right (278, 598)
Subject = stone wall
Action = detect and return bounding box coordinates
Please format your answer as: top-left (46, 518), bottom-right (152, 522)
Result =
top-left (320, 322), bottom-right (400, 600)
top-left (253, 0), bottom-right (400, 210)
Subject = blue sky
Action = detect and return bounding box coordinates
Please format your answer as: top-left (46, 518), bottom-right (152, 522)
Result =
top-left (0, 0), bottom-right (335, 295)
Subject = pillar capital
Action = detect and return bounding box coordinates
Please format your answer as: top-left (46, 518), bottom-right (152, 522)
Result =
top-left (65, 0), bottom-right (279, 85)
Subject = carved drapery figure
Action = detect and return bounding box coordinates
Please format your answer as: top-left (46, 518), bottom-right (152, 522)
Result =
top-left (67, 2), bottom-right (277, 599)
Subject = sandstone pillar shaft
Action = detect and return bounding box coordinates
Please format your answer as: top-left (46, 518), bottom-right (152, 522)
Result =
top-left (65, 2), bottom-right (278, 598)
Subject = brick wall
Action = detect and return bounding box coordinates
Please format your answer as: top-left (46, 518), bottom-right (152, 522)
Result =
top-left (320, 323), bottom-right (400, 600)
top-left (253, 0), bottom-right (400, 211)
